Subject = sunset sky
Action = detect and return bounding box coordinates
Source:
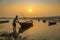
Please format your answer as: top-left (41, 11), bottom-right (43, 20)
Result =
top-left (0, 0), bottom-right (60, 40)
top-left (0, 0), bottom-right (60, 17)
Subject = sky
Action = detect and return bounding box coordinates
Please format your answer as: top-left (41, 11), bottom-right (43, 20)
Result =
top-left (0, 0), bottom-right (60, 3)
top-left (0, 0), bottom-right (60, 17)
top-left (0, 0), bottom-right (60, 40)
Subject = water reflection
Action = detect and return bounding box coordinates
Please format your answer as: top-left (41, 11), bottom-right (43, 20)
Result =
top-left (0, 19), bottom-right (60, 40)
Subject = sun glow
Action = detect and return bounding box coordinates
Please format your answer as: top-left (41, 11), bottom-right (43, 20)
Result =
top-left (28, 8), bottom-right (32, 12)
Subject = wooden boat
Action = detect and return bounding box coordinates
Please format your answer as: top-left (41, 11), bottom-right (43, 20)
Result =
top-left (18, 20), bottom-right (33, 33)
top-left (48, 21), bottom-right (56, 26)
top-left (0, 20), bottom-right (9, 24)
top-left (43, 20), bottom-right (46, 23)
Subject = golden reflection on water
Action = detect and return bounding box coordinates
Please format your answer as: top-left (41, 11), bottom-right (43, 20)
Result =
top-left (0, 19), bottom-right (60, 40)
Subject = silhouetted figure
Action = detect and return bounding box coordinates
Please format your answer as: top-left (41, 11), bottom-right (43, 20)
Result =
top-left (12, 15), bottom-right (18, 39)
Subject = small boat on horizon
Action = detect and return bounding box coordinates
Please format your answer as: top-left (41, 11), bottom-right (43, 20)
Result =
top-left (48, 21), bottom-right (56, 26)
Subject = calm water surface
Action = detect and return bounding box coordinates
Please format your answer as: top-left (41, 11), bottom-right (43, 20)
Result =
top-left (0, 19), bottom-right (60, 40)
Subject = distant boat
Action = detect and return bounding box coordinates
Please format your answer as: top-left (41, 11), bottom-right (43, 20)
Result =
top-left (48, 21), bottom-right (56, 26)
top-left (0, 20), bottom-right (9, 24)
top-left (38, 19), bottom-right (40, 21)
top-left (43, 20), bottom-right (46, 23)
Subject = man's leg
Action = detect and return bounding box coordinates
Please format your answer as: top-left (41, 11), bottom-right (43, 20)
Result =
top-left (13, 26), bottom-right (17, 39)
top-left (13, 27), bottom-right (16, 33)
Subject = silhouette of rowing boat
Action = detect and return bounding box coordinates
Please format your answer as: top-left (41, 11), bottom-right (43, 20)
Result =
top-left (18, 20), bottom-right (33, 33)
top-left (0, 20), bottom-right (9, 24)
top-left (48, 21), bottom-right (56, 26)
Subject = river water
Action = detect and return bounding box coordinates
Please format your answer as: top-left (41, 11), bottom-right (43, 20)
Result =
top-left (0, 19), bottom-right (60, 40)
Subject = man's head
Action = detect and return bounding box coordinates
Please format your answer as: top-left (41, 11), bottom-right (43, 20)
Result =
top-left (16, 15), bottom-right (18, 18)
